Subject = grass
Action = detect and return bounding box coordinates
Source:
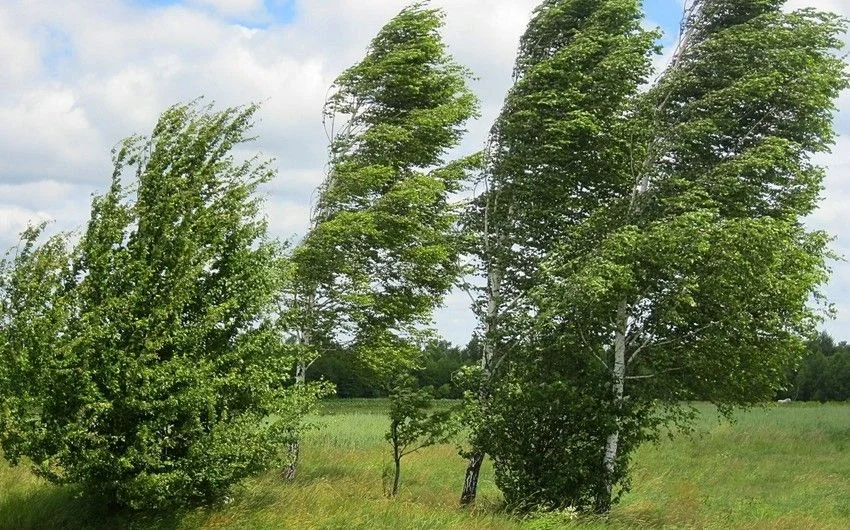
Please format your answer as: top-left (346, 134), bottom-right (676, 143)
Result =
top-left (1, 401), bottom-right (848, 529)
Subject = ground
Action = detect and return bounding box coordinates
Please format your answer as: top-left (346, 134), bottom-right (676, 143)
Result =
top-left (1, 401), bottom-right (848, 529)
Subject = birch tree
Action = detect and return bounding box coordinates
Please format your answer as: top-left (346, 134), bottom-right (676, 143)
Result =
top-left (459, 0), bottom-right (657, 506)
top-left (531, 0), bottom-right (848, 513)
top-left (284, 1), bottom-right (478, 477)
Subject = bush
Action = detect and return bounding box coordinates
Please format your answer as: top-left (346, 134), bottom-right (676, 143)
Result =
top-left (479, 340), bottom-right (650, 513)
top-left (0, 102), bottom-right (325, 511)
top-left (485, 378), bottom-right (614, 511)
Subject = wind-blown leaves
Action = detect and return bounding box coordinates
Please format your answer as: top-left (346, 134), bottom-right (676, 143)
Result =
top-left (471, 0), bottom-right (848, 514)
top-left (290, 2), bottom-right (479, 377)
top-left (0, 101), bottom-right (325, 510)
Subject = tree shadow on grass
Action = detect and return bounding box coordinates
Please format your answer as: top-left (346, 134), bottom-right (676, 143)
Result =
top-left (0, 464), bottom-right (349, 530)
top-left (0, 484), bottom-right (203, 530)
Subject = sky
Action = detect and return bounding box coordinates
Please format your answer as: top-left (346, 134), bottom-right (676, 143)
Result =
top-left (1, 0), bottom-right (848, 345)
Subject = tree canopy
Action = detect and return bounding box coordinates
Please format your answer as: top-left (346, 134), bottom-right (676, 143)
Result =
top-left (289, 2), bottom-right (479, 380)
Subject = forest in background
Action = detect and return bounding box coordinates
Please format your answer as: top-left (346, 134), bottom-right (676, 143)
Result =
top-left (784, 331), bottom-right (850, 401)
top-left (316, 332), bottom-right (850, 402)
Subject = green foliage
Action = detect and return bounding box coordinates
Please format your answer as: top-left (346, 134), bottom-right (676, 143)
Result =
top-left (385, 380), bottom-right (455, 496)
top-left (310, 346), bottom-right (386, 398)
top-left (472, 0), bottom-right (659, 292)
top-left (784, 332), bottom-right (850, 401)
top-left (416, 340), bottom-right (474, 399)
top-left (0, 101), bottom-right (326, 510)
top-left (311, 338), bottom-right (475, 399)
top-left (543, 214), bottom-right (831, 405)
top-left (485, 369), bottom-right (614, 512)
top-left (281, 5), bottom-right (479, 477)
top-left (289, 1), bottom-right (480, 382)
top-left (531, 0), bottom-right (847, 512)
top-left (0, 224), bottom-right (73, 467)
top-left (463, 0), bottom-right (659, 511)
top-left (466, 0), bottom-right (849, 514)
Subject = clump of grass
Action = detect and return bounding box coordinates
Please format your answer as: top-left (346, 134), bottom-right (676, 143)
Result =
top-left (1, 402), bottom-right (848, 529)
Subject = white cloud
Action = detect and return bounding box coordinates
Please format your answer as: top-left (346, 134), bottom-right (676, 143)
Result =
top-left (192, 0), bottom-right (265, 18)
top-left (0, 86), bottom-right (105, 183)
top-left (785, 0), bottom-right (849, 16)
top-left (0, 9), bottom-right (41, 89)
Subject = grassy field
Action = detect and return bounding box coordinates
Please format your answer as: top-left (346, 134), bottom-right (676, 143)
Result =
top-left (1, 401), bottom-right (848, 529)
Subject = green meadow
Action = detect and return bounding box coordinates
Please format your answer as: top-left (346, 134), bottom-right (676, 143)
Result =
top-left (1, 401), bottom-right (848, 529)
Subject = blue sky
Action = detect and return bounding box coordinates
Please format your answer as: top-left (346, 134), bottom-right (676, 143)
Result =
top-left (1, 0), bottom-right (848, 344)
top-left (645, 0), bottom-right (688, 36)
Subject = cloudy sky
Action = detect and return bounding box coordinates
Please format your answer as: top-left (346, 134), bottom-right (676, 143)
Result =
top-left (1, 0), bottom-right (848, 345)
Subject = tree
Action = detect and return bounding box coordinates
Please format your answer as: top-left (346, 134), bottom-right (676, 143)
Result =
top-left (528, 0), bottom-right (847, 512)
top-left (459, 0), bottom-right (658, 506)
top-left (416, 339), bottom-right (470, 399)
top-left (310, 345), bottom-right (386, 398)
top-left (310, 338), bottom-right (472, 398)
top-left (283, 1), bottom-right (478, 477)
top-left (0, 225), bottom-right (73, 470)
top-left (787, 332), bottom-right (850, 401)
top-left (385, 378), bottom-right (455, 496)
top-left (0, 101), bottom-right (324, 510)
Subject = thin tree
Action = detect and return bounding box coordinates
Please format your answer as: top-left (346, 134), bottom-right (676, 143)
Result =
top-left (385, 380), bottom-right (454, 496)
top-left (284, 1), bottom-right (479, 478)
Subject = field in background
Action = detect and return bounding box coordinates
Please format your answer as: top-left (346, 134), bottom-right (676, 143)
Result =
top-left (1, 401), bottom-right (848, 529)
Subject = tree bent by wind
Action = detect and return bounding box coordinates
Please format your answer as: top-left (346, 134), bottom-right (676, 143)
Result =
top-left (0, 102), bottom-right (326, 510)
top-left (461, 0), bottom-right (848, 513)
top-left (284, 1), bottom-right (478, 478)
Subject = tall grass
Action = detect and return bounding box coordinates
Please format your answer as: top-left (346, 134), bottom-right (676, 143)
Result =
top-left (1, 402), bottom-right (848, 529)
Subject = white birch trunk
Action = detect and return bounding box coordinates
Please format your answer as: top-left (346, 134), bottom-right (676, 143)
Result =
top-left (598, 299), bottom-right (628, 512)
top-left (285, 296), bottom-right (314, 480)
top-left (460, 264), bottom-right (501, 505)
top-left (295, 360), bottom-right (307, 385)
top-left (482, 266), bottom-right (501, 377)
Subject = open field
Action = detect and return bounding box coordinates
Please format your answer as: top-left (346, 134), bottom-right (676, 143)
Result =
top-left (1, 401), bottom-right (848, 529)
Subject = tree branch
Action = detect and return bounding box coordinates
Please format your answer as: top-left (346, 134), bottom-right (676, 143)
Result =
top-left (625, 366), bottom-right (687, 381)
top-left (579, 326), bottom-right (611, 372)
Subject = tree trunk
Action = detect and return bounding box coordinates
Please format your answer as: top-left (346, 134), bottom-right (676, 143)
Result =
top-left (460, 451), bottom-right (485, 506)
top-left (283, 360), bottom-right (307, 480)
top-left (459, 264), bottom-right (501, 506)
top-left (597, 300), bottom-right (628, 513)
top-left (392, 455), bottom-right (401, 496)
top-left (390, 422), bottom-right (402, 496)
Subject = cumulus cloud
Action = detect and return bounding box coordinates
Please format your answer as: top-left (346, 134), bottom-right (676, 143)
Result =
top-left (0, 206), bottom-right (52, 243)
top-left (192, 0), bottom-right (265, 18)
top-left (0, 0), bottom-right (848, 343)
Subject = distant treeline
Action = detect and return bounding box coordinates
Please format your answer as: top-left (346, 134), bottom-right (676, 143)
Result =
top-left (316, 331), bottom-right (850, 403)
top-left (780, 332), bottom-right (850, 402)
top-left (312, 338), bottom-right (479, 399)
